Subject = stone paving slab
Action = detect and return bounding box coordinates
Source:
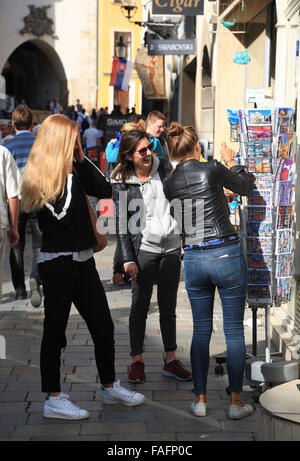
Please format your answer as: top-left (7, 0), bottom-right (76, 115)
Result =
top-left (0, 234), bottom-right (273, 441)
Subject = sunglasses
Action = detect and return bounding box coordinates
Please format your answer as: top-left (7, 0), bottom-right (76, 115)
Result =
top-left (135, 142), bottom-right (154, 155)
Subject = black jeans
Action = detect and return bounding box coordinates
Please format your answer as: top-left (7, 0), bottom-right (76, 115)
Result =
top-left (38, 256), bottom-right (115, 392)
top-left (129, 249), bottom-right (181, 357)
top-left (10, 211), bottom-right (42, 290)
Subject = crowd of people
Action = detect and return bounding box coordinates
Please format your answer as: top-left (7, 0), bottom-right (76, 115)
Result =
top-left (0, 102), bottom-right (255, 423)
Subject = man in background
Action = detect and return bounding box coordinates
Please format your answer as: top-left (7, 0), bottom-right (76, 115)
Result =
top-left (0, 144), bottom-right (20, 303)
top-left (5, 107), bottom-right (42, 306)
top-left (146, 111), bottom-right (169, 159)
top-left (82, 121), bottom-right (102, 164)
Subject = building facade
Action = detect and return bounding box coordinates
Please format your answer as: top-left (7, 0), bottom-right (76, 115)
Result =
top-left (97, 0), bottom-right (143, 114)
top-left (0, 0), bottom-right (97, 111)
top-left (144, 0), bottom-right (299, 355)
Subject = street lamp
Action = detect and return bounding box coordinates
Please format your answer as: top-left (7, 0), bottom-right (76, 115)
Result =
top-left (116, 36), bottom-right (127, 59)
top-left (120, 0), bottom-right (137, 22)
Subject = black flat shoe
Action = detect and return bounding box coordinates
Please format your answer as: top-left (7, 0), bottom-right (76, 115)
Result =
top-left (15, 289), bottom-right (27, 300)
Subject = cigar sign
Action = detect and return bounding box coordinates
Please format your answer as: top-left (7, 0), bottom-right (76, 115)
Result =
top-left (152, 0), bottom-right (204, 15)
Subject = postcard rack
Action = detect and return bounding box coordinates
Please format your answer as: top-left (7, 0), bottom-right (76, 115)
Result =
top-left (237, 107), bottom-right (296, 313)
top-left (214, 108), bottom-right (298, 384)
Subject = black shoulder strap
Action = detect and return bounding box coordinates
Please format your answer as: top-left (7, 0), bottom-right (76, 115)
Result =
top-left (157, 157), bottom-right (172, 182)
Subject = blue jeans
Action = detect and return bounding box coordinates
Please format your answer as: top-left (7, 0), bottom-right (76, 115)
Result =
top-left (184, 243), bottom-right (247, 395)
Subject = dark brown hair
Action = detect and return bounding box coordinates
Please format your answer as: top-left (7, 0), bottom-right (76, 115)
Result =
top-left (111, 130), bottom-right (149, 183)
top-left (12, 106), bottom-right (33, 131)
top-left (167, 122), bottom-right (199, 161)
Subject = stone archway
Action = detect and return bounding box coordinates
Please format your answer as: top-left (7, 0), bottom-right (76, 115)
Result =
top-left (1, 39), bottom-right (68, 110)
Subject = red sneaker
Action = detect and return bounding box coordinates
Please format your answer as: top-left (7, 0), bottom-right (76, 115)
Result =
top-left (128, 361), bottom-right (145, 383)
top-left (162, 360), bottom-right (192, 381)
top-left (112, 273), bottom-right (125, 286)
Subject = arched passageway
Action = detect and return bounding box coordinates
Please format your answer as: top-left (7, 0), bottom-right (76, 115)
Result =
top-left (1, 39), bottom-right (68, 109)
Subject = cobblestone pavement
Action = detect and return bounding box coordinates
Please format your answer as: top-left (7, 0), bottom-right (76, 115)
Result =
top-left (0, 234), bottom-right (273, 441)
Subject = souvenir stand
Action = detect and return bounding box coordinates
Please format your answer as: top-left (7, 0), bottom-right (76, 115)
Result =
top-left (218, 107), bottom-right (299, 389)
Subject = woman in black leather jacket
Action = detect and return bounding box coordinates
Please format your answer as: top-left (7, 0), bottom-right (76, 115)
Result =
top-left (164, 122), bottom-right (253, 420)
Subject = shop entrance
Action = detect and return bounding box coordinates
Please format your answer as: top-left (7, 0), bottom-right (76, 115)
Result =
top-left (1, 39), bottom-right (68, 110)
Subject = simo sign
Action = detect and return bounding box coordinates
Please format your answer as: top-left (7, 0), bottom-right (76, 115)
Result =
top-left (152, 0), bottom-right (204, 15)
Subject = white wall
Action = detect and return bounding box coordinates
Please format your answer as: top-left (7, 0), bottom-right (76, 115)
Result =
top-left (0, 0), bottom-right (97, 110)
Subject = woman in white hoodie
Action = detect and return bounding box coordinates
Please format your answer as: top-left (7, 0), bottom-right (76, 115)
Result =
top-left (111, 129), bottom-right (192, 384)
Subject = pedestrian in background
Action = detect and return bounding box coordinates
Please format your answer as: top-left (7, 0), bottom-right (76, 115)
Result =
top-left (82, 121), bottom-right (102, 164)
top-left (146, 111), bottom-right (168, 159)
top-left (111, 129), bottom-right (192, 384)
top-left (21, 114), bottom-right (145, 420)
top-left (164, 122), bottom-right (254, 420)
top-left (0, 145), bottom-right (20, 303)
top-left (105, 116), bottom-right (145, 287)
top-left (5, 106), bottom-right (42, 306)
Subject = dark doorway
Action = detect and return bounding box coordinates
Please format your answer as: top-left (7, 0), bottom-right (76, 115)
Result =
top-left (1, 40), bottom-right (68, 110)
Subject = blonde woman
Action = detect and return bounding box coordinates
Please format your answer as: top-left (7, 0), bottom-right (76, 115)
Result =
top-left (22, 114), bottom-right (145, 420)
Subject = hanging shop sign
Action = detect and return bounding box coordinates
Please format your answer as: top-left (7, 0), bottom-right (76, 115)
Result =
top-left (135, 48), bottom-right (166, 99)
top-left (148, 39), bottom-right (196, 56)
top-left (152, 0), bottom-right (204, 15)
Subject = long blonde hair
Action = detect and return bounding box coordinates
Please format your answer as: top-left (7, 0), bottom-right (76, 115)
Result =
top-left (22, 114), bottom-right (78, 212)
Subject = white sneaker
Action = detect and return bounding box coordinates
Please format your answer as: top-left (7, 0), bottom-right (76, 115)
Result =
top-left (191, 401), bottom-right (207, 417)
top-left (29, 279), bottom-right (42, 308)
top-left (43, 393), bottom-right (90, 420)
top-left (228, 402), bottom-right (254, 420)
top-left (101, 380), bottom-right (145, 407)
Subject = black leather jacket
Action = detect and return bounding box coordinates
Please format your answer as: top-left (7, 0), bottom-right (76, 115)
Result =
top-left (163, 159), bottom-right (252, 246)
top-left (112, 157), bottom-right (172, 264)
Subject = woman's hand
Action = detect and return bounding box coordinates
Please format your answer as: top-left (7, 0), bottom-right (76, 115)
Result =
top-left (74, 135), bottom-right (85, 163)
top-left (224, 189), bottom-right (237, 204)
top-left (124, 263), bottom-right (139, 281)
top-left (220, 143), bottom-right (236, 166)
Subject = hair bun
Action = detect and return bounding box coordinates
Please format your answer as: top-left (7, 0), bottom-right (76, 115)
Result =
top-left (167, 122), bottom-right (184, 138)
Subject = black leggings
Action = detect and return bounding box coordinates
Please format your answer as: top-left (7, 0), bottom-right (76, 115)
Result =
top-left (38, 256), bottom-right (115, 392)
top-left (129, 249), bottom-right (181, 357)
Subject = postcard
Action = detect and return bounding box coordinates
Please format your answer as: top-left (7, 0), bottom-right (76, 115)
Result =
top-left (274, 157), bottom-right (294, 182)
top-left (247, 284), bottom-right (272, 304)
top-left (247, 126), bottom-right (272, 142)
top-left (247, 157), bottom-right (272, 173)
top-left (248, 269), bottom-right (271, 284)
top-left (273, 180), bottom-right (293, 206)
top-left (276, 277), bottom-right (293, 302)
top-left (248, 253), bottom-right (272, 269)
top-left (276, 206), bottom-right (293, 229)
top-left (247, 141), bottom-right (272, 156)
top-left (275, 253), bottom-right (293, 278)
top-left (247, 221), bottom-right (272, 238)
top-left (275, 229), bottom-right (293, 254)
top-left (277, 133), bottom-right (294, 158)
top-left (276, 108), bottom-right (294, 134)
top-left (250, 173), bottom-right (273, 191)
top-left (247, 109), bottom-right (272, 126)
top-left (247, 237), bottom-right (272, 255)
top-left (248, 206), bottom-right (272, 222)
top-left (248, 191), bottom-right (272, 206)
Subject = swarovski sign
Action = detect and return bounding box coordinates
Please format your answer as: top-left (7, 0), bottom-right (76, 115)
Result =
top-left (152, 0), bottom-right (204, 15)
top-left (148, 39), bottom-right (196, 55)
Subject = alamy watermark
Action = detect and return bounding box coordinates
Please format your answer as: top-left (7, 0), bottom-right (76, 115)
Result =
top-left (0, 335), bottom-right (6, 360)
top-left (94, 193), bottom-right (205, 241)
